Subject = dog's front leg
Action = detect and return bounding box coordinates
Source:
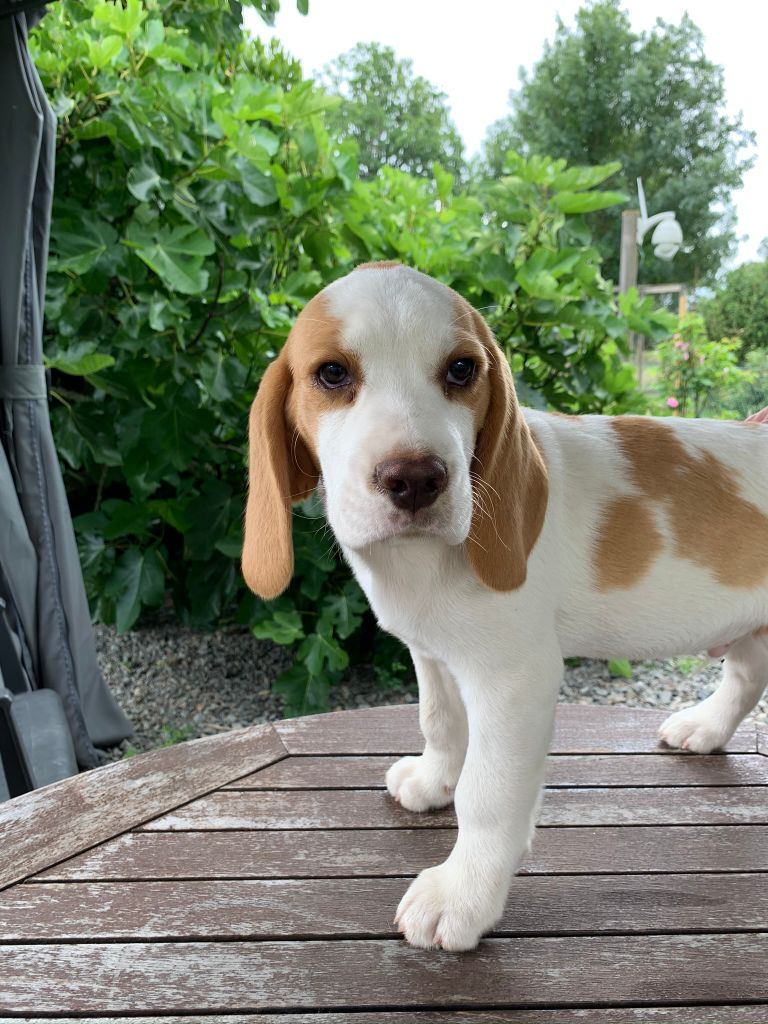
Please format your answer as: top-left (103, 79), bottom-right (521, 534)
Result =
top-left (395, 642), bottom-right (563, 951)
top-left (386, 653), bottom-right (468, 811)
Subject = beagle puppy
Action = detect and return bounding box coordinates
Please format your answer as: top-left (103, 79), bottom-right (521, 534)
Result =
top-left (242, 263), bottom-right (768, 951)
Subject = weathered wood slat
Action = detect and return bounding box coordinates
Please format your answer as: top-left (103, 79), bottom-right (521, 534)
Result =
top-left (6, 873), bottom-right (767, 942)
top-left (3, 935), bottom-right (768, 1013)
top-left (7, 1013), bottom-right (767, 1024)
top-left (227, 756), bottom-right (396, 789)
top-left (33, 829), bottom-right (455, 881)
top-left (274, 704), bottom-right (757, 755)
top-left (33, 824), bottom-right (768, 881)
top-left (227, 753), bottom-right (768, 790)
top-left (142, 788), bottom-right (454, 830)
top-left (141, 785), bottom-right (768, 831)
top-left (0, 724), bottom-right (286, 892)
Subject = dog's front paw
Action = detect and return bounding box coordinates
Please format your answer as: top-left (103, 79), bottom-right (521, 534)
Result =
top-left (394, 862), bottom-right (504, 951)
top-left (659, 702), bottom-right (733, 753)
top-left (386, 754), bottom-right (457, 812)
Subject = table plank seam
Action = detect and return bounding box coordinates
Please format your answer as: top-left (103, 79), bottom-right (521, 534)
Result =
top-left (24, 867), bottom-right (768, 882)
top-left (222, 782), bottom-right (768, 789)
top-left (6, 925), bottom-right (768, 946)
top-left (130, 820), bottom-right (768, 833)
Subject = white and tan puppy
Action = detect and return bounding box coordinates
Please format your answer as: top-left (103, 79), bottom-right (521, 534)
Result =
top-left (242, 262), bottom-right (768, 951)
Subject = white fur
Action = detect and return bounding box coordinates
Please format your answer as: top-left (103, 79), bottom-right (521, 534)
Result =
top-left (306, 266), bottom-right (768, 951)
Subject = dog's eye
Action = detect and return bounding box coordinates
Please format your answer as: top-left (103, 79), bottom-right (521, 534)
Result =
top-left (446, 358), bottom-right (475, 387)
top-left (317, 362), bottom-right (351, 389)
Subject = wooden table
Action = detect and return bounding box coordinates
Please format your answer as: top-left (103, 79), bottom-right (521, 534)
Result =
top-left (2, 703), bottom-right (768, 1021)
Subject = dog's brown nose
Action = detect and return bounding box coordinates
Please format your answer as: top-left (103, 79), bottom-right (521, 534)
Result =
top-left (373, 455), bottom-right (448, 513)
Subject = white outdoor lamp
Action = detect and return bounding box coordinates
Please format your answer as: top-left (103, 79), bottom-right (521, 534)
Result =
top-left (636, 177), bottom-right (683, 261)
top-left (618, 178), bottom-right (686, 385)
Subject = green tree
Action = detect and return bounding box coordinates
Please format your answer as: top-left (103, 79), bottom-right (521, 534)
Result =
top-left (320, 42), bottom-right (465, 180)
top-left (701, 261), bottom-right (768, 354)
top-left (481, 0), bottom-right (754, 286)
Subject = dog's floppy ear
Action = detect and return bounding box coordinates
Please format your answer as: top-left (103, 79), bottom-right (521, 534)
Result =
top-left (242, 351), bottom-right (318, 600)
top-left (466, 310), bottom-right (548, 591)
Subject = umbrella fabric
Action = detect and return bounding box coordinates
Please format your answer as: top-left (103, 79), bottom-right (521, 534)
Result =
top-left (0, 9), bottom-right (132, 766)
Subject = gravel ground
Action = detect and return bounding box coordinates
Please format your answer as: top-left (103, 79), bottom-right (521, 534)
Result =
top-left (94, 619), bottom-right (768, 760)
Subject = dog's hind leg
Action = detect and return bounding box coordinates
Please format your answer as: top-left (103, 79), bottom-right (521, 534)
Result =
top-left (386, 652), bottom-right (468, 812)
top-left (659, 631), bottom-right (768, 753)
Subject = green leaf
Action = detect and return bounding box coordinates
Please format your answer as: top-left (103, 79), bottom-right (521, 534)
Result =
top-left (87, 34), bottom-right (122, 69)
top-left (551, 190), bottom-right (628, 214)
top-left (300, 630), bottom-right (349, 675)
top-left (239, 163), bottom-right (278, 206)
top-left (608, 658), bottom-right (633, 679)
top-left (252, 609), bottom-right (305, 645)
top-left (320, 583), bottom-right (367, 640)
top-left (516, 266), bottom-right (562, 301)
top-left (92, 0), bottom-right (146, 37)
top-left (432, 162), bottom-right (454, 204)
top-left (46, 346), bottom-right (115, 377)
top-left (105, 547), bottom-right (165, 633)
top-left (274, 661), bottom-right (332, 718)
top-left (51, 219), bottom-right (119, 275)
top-left (551, 162), bottom-right (622, 192)
top-left (127, 162), bottom-right (161, 202)
top-left (101, 498), bottom-right (153, 541)
top-left (124, 223), bottom-right (215, 295)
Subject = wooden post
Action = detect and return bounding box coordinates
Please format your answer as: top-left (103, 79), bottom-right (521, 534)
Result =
top-left (618, 210), bottom-right (642, 385)
top-left (618, 210), bottom-right (639, 294)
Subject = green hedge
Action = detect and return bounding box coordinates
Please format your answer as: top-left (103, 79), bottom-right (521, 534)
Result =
top-left (31, 0), bottom-right (673, 714)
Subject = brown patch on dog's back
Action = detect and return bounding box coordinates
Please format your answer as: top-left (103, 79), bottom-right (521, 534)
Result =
top-left (606, 417), bottom-right (768, 588)
top-left (594, 497), bottom-right (664, 591)
top-left (754, 625), bottom-right (768, 638)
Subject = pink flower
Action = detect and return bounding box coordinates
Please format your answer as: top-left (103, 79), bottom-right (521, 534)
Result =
top-left (666, 397), bottom-right (679, 409)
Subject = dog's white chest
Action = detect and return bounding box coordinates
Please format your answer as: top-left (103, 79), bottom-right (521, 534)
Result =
top-left (344, 540), bottom-right (470, 655)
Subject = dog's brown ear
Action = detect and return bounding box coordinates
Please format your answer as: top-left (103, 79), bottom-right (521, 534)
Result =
top-left (466, 312), bottom-right (548, 591)
top-left (242, 353), bottom-right (318, 600)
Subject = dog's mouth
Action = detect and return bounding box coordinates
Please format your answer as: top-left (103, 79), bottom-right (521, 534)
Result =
top-left (375, 507), bottom-right (450, 543)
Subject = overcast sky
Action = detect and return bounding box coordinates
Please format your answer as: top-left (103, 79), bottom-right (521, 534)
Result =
top-left (246, 0), bottom-right (766, 267)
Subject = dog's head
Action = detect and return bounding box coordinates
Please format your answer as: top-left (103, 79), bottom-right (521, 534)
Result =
top-left (242, 263), bottom-right (547, 599)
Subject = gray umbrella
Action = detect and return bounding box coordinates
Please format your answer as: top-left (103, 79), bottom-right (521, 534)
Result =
top-left (0, 4), bottom-right (132, 769)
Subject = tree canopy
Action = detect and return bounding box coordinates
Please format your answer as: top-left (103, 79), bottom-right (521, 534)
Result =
top-left (481, 0), bottom-right (754, 286)
top-left (320, 42), bottom-right (465, 180)
top-left (701, 260), bottom-right (768, 354)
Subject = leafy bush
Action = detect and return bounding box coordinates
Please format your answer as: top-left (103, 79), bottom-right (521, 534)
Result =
top-left (725, 348), bottom-right (768, 418)
top-left (32, 0), bottom-right (672, 715)
top-left (653, 314), bottom-right (753, 418)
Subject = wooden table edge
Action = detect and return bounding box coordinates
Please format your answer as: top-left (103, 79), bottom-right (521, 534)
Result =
top-left (0, 721), bottom-right (288, 891)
